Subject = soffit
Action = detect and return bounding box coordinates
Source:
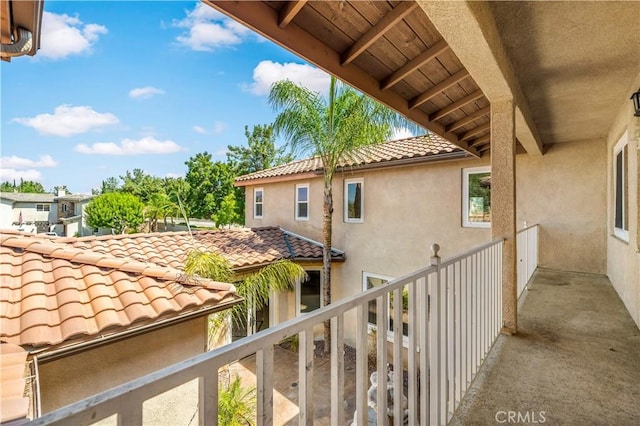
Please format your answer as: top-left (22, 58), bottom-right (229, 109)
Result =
top-left (488, 1), bottom-right (640, 144)
top-left (206, 0), bottom-right (495, 156)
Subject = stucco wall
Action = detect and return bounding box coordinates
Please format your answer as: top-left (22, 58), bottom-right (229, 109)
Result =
top-left (517, 139), bottom-right (607, 274)
top-left (244, 139), bottom-right (609, 336)
top-left (37, 317), bottom-right (207, 414)
top-left (606, 75), bottom-right (640, 329)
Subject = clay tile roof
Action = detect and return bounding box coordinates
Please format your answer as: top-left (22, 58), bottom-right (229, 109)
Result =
top-left (0, 343), bottom-right (29, 423)
top-left (69, 227), bottom-right (344, 270)
top-left (0, 234), bottom-right (240, 348)
top-left (235, 134), bottom-right (464, 183)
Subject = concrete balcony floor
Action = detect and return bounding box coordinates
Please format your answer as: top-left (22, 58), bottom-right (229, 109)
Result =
top-left (451, 268), bottom-right (640, 425)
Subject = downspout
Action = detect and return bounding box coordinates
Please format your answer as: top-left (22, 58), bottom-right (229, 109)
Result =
top-left (1, 26), bottom-right (33, 58)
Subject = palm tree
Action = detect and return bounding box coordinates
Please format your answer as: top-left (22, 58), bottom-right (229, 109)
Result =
top-left (269, 76), bottom-right (415, 351)
top-left (184, 250), bottom-right (307, 342)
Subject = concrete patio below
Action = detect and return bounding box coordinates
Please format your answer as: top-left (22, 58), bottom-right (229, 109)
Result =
top-left (451, 268), bottom-right (640, 425)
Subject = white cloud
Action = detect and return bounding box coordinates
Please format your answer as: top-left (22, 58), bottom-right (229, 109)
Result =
top-left (13, 105), bottom-right (119, 137)
top-left (39, 11), bottom-right (107, 60)
top-left (193, 121), bottom-right (226, 135)
top-left (75, 136), bottom-right (186, 155)
top-left (0, 155), bottom-right (57, 169)
top-left (0, 169), bottom-right (42, 182)
top-left (244, 61), bottom-right (331, 96)
top-left (129, 86), bottom-right (166, 99)
top-left (213, 121), bottom-right (226, 134)
top-left (392, 127), bottom-right (415, 141)
top-left (173, 3), bottom-right (252, 51)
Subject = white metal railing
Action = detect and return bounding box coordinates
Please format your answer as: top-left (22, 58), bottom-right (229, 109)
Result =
top-left (516, 224), bottom-right (539, 298)
top-left (29, 239), bottom-right (505, 426)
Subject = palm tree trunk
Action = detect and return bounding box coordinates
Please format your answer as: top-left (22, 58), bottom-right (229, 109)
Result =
top-left (322, 179), bottom-right (333, 354)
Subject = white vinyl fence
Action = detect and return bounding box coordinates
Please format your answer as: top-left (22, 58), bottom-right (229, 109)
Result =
top-left (516, 224), bottom-right (539, 298)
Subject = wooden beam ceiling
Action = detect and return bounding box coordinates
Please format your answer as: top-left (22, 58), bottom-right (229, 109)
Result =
top-left (206, 0), bottom-right (495, 158)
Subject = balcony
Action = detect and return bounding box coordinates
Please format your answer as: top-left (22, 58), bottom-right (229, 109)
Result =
top-left (27, 225), bottom-right (639, 425)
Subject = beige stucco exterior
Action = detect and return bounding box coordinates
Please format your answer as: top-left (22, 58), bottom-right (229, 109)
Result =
top-left (37, 317), bottom-right (207, 414)
top-left (243, 136), bottom-right (609, 337)
top-left (606, 73), bottom-right (640, 329)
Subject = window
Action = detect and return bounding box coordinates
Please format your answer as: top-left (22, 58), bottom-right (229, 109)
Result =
top-left (254, 188), bottom-right (263, 219)
top-left (61, 204), bottom-right (68, 213)
top-left (295, 184), bottom-right (309, 221)
top-left (36, 204), bottom-right (50, 212)
top-left (462, 166), bottom-right (491, 228)
top-left (363, 272), bottom-right (408, 344)
top-left (344, 178), bottom-right (364, 223)
top-left (613, 132), bottom-right (629, 241)
top-left (298, 270), bottom-right (321, 314)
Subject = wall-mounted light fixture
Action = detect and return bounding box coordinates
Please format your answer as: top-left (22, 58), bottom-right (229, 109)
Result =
top-left (631, 89), bottom-right (640, 117)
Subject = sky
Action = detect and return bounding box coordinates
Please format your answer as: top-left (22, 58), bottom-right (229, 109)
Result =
top-left (1, 1), bottom-right (414, 194)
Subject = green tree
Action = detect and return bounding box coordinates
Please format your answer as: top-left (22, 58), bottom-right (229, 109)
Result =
top-left (85, 192), bottom-right (144, 234)
top-left (217, 376), bottom-right (256, 426)
top-left (184, 153), bottom-right (235, 219)
top-left (144, 193), bottom-right (179, 232)
top-left (0, 179), bottom-right (45, 193)
top-left (269, 76), bottom-right (413, 351)
top-left (227, 124), bottom-right (292, 175)
top-left (120, 169), bottom-right (164, 203)
top-left (93, 177), bottom-right (120, 195)
top-left (212, 192), bottom-right (240, 229)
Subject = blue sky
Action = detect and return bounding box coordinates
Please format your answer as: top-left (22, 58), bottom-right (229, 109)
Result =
top-left (3, 1), bottom-right (404, 194)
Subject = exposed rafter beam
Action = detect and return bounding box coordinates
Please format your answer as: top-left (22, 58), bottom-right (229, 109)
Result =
top-left (429, 90), bottom-right (484, 121)
top-left (409, 69), bottom-right (470, 109)
top-left (469, 135), bottom-right (491, 148)
top-left (478, 144), bottom-right (491, 153)
top-left (341, 1), bottom-right (418, 66)
top-left (205, 0), bottom-right (480, 158)
top-left (460, 122), bottom-right (490, 141)
top-left (380, 39), bottom-right (449, 90)
top-left (278, 0), bottom-right (307, 29)
top-left (446, 106), bottom-right (490, 132)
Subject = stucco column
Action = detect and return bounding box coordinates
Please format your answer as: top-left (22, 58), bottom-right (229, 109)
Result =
top-left (491, 99), bottom-right (518, 334)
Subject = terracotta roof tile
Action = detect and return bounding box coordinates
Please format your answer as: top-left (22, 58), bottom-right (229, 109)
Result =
top-left (69, 227), bottom-right (343, 270)
top-left (0, 343), bottom-right (29, 423)
top-left (0, 234), bottom-right (240, 348)
top-left (235, 134), bottom-right (465, 183)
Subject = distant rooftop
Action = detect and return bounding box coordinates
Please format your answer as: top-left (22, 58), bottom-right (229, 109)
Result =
top-left (0, 192), bottom-right (56, 203)
top-left (235, 134), bottom-right (466, 185)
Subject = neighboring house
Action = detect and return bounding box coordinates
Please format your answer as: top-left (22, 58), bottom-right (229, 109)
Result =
top-left (0, 231), bottom-right (241, 418)
top-left (0, 192), bottom-right (57, 233)
top-left (236, 133), bottom-right (610, 341)
top-left (53, 189), bottom-right (95, 237)
top-left (0, 189), bottom-right (95, 237)
top-left (65, 227), bottom-right (345, 334)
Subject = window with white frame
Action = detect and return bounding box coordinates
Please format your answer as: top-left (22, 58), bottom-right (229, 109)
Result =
top-left (295, 183), bottom-right (309, 221)
top-left (36, 204), bottom-right (50, 212)
top-left (254, 188), bottom-right (264, 219)
top-left (344, 178), bottom-right (364, 223)
top-left (613, 132), bottom-right (629, 241)
top-left (363, 272), bottom-right (408, 343)
top-left (462, 166), bottom-right (491, 228)
top-left (297, 270), bottom-right (321, 314)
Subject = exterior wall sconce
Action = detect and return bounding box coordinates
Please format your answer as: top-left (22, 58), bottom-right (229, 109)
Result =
top-left (631, 89), bottom-right (640, 117)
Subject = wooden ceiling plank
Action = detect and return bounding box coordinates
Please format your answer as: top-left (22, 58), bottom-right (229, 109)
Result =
top-left (380, 39), bottom-right (449, 90)
top-left (446, 106), bottom-right (491, 132)
top-left (460, 122), bottom-right (491, 141)
top-left (341, 1), bottom-right (418, 66)
top-left (278, 0), bottom-right (308, 29)
top-left (409, 69), bottom-right (470, 109)
top-left (206, 0), bottom-right (481, 157)
top-left (429, 90), bottom-right (484, 121)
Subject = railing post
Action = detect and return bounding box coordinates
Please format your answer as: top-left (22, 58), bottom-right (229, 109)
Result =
top-left (425, 243), bottom-right (440, 425)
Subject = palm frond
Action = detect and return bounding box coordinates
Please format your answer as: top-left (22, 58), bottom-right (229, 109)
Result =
top-left (183, 250), bottom-right (233, 283)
